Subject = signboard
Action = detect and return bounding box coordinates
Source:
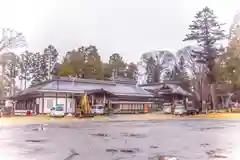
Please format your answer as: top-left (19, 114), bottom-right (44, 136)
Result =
top-left (55, 104), bottom-right (63, 108)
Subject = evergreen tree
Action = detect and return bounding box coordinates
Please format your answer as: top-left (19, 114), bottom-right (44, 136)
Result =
top-left (43, 45), bottom-right (59, 79)
top-left (183, 7), bottom-right (226, 111)
top-left (108, 53), bottom-right (126, 78)
top-left (125, 63), bottom-right (138, 80)
top-left (19, 51), bottom-right (34, 89)
top-left (4, 53), bottom-right (19, 96)
top-left (31, 52), bottom-right (48, 85)
top-left (58, 45), bottom-right (104, 79)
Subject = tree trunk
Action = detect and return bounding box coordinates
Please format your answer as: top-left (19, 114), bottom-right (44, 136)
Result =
top-left (210, 83), bottom-right (217, 112)
top-left (24, 70), bottom-right (27, 89)
top-left (12, 79), bottom-right (15, 96)
top-left (171, 96), bottom-right (175, 114)
top-left (20, 79), bottom-right (23, 90)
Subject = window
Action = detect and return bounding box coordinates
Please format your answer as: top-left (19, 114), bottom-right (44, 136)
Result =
top-left (46, 99), bottom-right (53, 109)
top-left (137, 104), bottom-right (140, 109)
top-left (55, 107), bottom-right (63, 111)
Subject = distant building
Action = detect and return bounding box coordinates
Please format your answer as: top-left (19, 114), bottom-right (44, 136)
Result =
top-left (8, 77), bottom-right (156, 114)
top-left (8, 77), bottom-right (193, 115)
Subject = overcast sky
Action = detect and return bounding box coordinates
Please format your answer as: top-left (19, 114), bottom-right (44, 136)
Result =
top-left (0, 0), bottom-right (239, 63)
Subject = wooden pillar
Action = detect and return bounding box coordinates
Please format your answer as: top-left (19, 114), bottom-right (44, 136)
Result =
top-left (42, 93), bottom-right (44, 114)
top-left (65, 93), bottom-right (68, 113)
top-left (91, 95), bottom-right (94, 105)
top-left (172, 95), bottom-right (175, 113)
top-left (108, 100), bottom-right (112, 115)
top-left (25, 100), bottom-right (27, 110)
top-left (103, 93), bottom-right (106, 104)
top-left (143, 104), bottom-right (148, 113)
top-left (185, 96), bottom-right (188, 109)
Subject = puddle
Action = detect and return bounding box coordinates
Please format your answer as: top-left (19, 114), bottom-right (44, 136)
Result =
top-left (199, 126), bottom-right (225, 131)
top-left (24, 124), bottom-right (48, 132)
top-left (112, 157), bottom-right (126, 160)
top-left (121, 132), bottom-right (147, 138)
top-left (106, 148), bottom-right (119, 153)
top-left (150, 145), bottom-right (159, 149)
top-left (91, 133), bottom-right (109, 137)
top-left (148, 155), bottom-right (178, 160)
top-left (58, 125), bottom-right (79, 129)
top-left (20, 147), bottom-right (52, 155)
top-left (144, 120), bottom-right (164, 124)
top-left (200, 143), bottom-right (210, 147)
top-left (25, 139), bottom-right (47, 143)
top-left (206, 149), bottom-right (228, 159)
top-left (106, 148), bottom-right (140, 154)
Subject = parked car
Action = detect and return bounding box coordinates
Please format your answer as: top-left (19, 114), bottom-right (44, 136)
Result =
top-left (91, 104), bottom-right (105, 115)
top-left (163, 103), bottom-right (172, 114)
top-left (186, 107), bottom-right (199, 115)
top-left (50, 106), bottom-right (65, 117)
top-left (174, 104), bottom-right (187, 116)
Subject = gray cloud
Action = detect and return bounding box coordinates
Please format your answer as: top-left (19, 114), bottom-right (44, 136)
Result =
top-left (3, 0), bottom-right (238, 63)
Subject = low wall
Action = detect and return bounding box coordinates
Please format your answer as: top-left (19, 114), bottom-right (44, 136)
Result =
top-left (1, 107), bottom-right (13, 115)
top-left (14, 109), bottom-right (35, 116)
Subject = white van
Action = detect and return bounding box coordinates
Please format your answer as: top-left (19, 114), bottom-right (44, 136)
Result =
top-left (174, 101), bottom-right (186, 115)
top-left (91, 104), bottom-right (105, 115)
top-left (50, 106), bottom-right (65, 117)
top-left (163, 103), bottom-right (172, 114)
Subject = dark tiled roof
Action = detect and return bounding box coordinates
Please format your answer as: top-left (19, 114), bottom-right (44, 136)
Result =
top-left (57, 76), bottom-right (116, 85)
top-left (140, 82), bottom-right (191, 96)
top-left (15, 82), bottom-right (49, 96)
top-left (10, 77), bottom-right (152, 98)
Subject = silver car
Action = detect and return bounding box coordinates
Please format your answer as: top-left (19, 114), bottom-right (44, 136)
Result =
top-left (163, 103), bottom-right (172, 114)
top-left (174, 104), bottom-right (186, 115)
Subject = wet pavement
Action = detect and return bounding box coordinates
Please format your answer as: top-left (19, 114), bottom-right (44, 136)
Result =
top-left (1, 118), bottom-right (240, 160)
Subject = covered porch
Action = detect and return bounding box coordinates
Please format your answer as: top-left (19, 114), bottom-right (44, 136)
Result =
top-left (74, 88), bottom-right (155, 114)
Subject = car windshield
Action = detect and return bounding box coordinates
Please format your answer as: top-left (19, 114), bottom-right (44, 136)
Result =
top-left (55, 107), bottom-right (63, 111)
top-left (92, 105), bottom-right (104, 109)
top-left (175, 106), bottom-right (185, 109)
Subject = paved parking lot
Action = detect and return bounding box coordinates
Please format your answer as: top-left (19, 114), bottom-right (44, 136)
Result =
top-left (1, 117), bottom-right (240, 160)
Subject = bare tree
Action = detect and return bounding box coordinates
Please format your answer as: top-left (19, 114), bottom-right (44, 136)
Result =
top-left (0, 28), bottom-right (26, 96)
top-left (0, 28), bottom-right (26, 53)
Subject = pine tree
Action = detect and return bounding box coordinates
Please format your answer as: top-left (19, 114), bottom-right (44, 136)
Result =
top-left (183, 7), bottom-right (226, 111)
top-left (31, 52), bottom-right (46, 85)
top-left (19, 51), bottom-right (34, 89)
top-left (173, 56), bottom-right (189, 81)
top-left (44, 45), bottom-right (59, 79)
top-left (145, 56), bottom-right (155, 83)
top-left (4, 53), bottom-right (19, 96)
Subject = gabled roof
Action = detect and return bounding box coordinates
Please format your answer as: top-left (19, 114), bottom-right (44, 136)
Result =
top-left (167, 84), bottom-right (191, 96)
top-left (85, 88), bottom-right (115, 96)
top-left (10, 77), bottom-right (153, 99)
top-left (141, 82), bottom-right (191, 96)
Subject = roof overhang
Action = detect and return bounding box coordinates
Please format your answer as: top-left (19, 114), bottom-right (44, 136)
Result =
top-left (7, 92), bottom-right (41, 100)
top-left (85, 88), bottom-right (116, 96)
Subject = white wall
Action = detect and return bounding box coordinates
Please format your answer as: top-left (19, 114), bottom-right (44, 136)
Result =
top-left (38, 93), bottom-right (76, 114)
